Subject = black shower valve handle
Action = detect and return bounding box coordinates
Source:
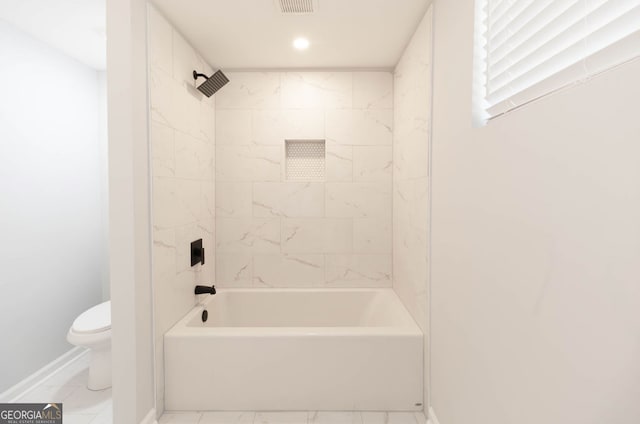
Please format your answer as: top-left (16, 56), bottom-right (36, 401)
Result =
top-left (195, 246), bottom-right (205, 265)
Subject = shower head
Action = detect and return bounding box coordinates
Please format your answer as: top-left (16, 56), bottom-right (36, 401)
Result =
top-left (192, 70), bottom-right (229, 97)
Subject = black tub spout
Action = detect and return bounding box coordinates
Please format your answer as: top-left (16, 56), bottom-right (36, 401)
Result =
top-left (194, 285), bottom-right (216, 295)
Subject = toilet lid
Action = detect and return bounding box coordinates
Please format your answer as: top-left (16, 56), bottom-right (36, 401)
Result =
top-left (72, 301), bottom-right (111, 334)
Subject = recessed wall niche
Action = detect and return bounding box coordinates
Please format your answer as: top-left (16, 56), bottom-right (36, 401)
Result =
top-left (285, 139), bottom-right (326, 181)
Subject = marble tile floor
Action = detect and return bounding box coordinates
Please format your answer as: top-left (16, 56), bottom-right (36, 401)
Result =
top-left (12, 352), bottom-right (112, 424)
top-left (160, 411), bottom-right (430, 424)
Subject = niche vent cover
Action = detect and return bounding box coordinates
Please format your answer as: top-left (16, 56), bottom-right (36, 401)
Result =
top-left (275, 0), bottom-right (317, 14)
top-left (286, 140), bottom-right (325, 181)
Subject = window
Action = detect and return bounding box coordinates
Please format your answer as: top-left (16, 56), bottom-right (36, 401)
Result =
top-left (473, 0), bottom-right (640, 124)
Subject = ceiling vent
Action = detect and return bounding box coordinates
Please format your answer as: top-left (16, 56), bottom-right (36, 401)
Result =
top-left (275, 0), bottom-right (317, 14)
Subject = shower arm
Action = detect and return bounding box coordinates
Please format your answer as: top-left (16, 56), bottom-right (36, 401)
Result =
top-left (193, 71), bottom-right (209, 81)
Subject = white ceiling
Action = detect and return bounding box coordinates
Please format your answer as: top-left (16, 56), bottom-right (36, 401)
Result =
top-left (151, 0), bottom-right (431, 69)
top-left (0, 0), bottom-right (429, 71)
top-left (0, 0), bottom-right (105, 70)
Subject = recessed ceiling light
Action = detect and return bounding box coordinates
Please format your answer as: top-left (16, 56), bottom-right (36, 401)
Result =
top-left (293, 37), bottom-right (310, 51)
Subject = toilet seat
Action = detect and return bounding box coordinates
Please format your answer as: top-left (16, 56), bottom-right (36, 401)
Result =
top-left (67, 300), bottom-right (112, 390)
top-left (71, 301), bottom-right (111, 334)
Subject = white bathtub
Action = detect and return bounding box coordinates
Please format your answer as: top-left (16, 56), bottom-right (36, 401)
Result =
top-left (164, 288), bottom-right (423, 411)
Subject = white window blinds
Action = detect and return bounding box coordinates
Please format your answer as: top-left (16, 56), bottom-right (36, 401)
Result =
top-left (476, 0), bottom-right (640, 119)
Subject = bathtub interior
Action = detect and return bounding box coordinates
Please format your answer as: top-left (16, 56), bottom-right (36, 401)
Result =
top-left (187, 288), bottom-right (419, 328)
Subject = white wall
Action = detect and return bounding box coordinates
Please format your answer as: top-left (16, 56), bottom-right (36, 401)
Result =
top-left (0, 20), bottom-right (106, 393)
top-left (215, 71), bottom-right (393, 288)
top-left (392, 6), bottom-right (432, 412)
top-left (97, 71), bottom-right (110, 301)
top-left (430, 1), bottom-right (640, 423)
top-left (106, 0), bottom-right (155, 421)
top-left (148, 5), bottom-right (216, 416)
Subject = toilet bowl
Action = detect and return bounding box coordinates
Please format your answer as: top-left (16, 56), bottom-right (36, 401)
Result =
top-left (67, 300), bottom-right (111, 391)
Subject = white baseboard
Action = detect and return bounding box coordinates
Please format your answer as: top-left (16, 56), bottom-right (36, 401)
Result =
top-left (140, 408), bottom-right (158, 424)
top-left (428, 407), bottom-right (441, 424)
top-left (0, 347), bottom-right (87, 403)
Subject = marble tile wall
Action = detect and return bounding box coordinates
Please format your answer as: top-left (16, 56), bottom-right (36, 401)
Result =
top-left (393, 2), bottom-right (432, 335)
top-left (393, 6), bottom-right (433, 411)
top-left (215, 71), bottom-right (393, 288)
top-left (148, 5), bottom-right (216, 415)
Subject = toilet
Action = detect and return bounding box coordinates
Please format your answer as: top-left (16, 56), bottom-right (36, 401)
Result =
top-left (67, 300), bottom-right (111, 390)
